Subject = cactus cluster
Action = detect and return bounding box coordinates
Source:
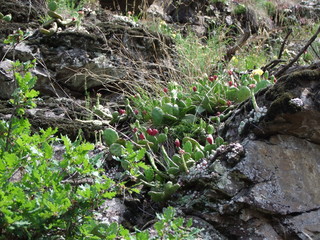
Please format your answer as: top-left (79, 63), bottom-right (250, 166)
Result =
top-left (0, 12), bottom-right (12, 22)
top-left (39, 0), bottom-right (76, 36)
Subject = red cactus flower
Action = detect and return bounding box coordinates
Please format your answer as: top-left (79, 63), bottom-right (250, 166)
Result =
top-left (118, 109), bottom-right (126, 115)
top-left (163, 87), bottom-right (168, 93)
top-left (174, 139), bottom-right (180, 148)
top-left (139, 133), bottom-right (145, 140)
top-left (228, 81), bottom-right (233, 86)
top-left (192, 86), bottom-right (197, 92)
top-left (206, 134), bottom-right (214, 145)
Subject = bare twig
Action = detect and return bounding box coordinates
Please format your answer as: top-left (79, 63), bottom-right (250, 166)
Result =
top-left (224, 26), bottom-right (251, 62)
top-left (278, 28), bottom-right (292, 59)
top-left (275, 25), bottom-right (320, 78)
top-left (261, 59), bottom-right (286, 72)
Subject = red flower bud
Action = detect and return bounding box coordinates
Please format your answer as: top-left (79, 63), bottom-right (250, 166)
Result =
top-left (133, 127), bottom-right (138, 133)
top-left (228, 70), bottom-right (233, 75)
top-left (192, 86), bottom-right (197, 92)
top-left (249, 83), bottom-right (256, 89)
top-left (151, 129), bottom-right (159, 136)
top-left (209, 75), bottom-right (218, 82)
top-left (163, 87), bottom-right (168, 93)
top-left (227, 100), bottom-right (232, 107)
top-left (147, 128), bottom-right (153, 135)
top-left (228, 81), bottom-right (233, 86)
top-left (139, 133), bottom-right (145, 140)
top-left (118, 109), bottom-right (126, 115)
top-left (134, 109), bottom-right (139, 115)
top-left (174, 139), bottom-right (180, 148)
top-left (206, 134), bottom-right (214, 145)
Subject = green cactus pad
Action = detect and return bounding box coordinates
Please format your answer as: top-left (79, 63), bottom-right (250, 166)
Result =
top-left (157, 133), bottom-right (167, 143)
top-left (109, 143), bottom-right (124, 156)
top-left (152, 107), bottom-right (164, 125)
top-left (48, 1), bottom-right (58, 11)
top-left (2, 14), bottom-right (12, 22)
top-left (103, 128), bottom-right (119, 146)
top-left (254, 80), bottom-right (271, 93)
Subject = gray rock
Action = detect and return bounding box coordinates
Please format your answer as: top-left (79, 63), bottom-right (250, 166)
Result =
top-left (177, 66), bottom-right (320, 239)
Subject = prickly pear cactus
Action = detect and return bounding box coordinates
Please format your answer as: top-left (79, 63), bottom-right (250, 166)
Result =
top-left (0, 13), bottom-right (12, 22)
top-left (152, 107), bottom-right (164, 125)
top-left (109, 143), bottom-right (124, 156)
top-left (48, 1), bottom-right (58, 11)
top-left (103, 128), bottom-right (119, 146)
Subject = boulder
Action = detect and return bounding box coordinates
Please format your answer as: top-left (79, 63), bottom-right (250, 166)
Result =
top-left (177, 65), bottom-right (320, 239)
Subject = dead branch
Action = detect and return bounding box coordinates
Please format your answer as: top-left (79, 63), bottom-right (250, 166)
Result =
top-left (274, 25), bottom-right (320, 78)
top-left (278, 28), bottom-right (292, 59)
top-left (224, 26), bottom-right (251, 62)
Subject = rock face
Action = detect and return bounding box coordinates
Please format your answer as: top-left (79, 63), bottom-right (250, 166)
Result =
top-left (177, 66), bottom-right (320, 239)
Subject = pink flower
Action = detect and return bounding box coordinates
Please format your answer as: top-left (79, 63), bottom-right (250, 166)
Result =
top-left (192, 86), bottom-right (197, 92)
top-left (163, 87), bottom-right (168, 93)
top-left (206, 134), bottom-right (213, 145)
top-left (118, 109), bottom-right (126, 115)
top-left (216, 112), bottom-right (221, 116)
top-left (174, 139), bottom-right (180, 148)
top-left (178, 149), bottom-right (185, 155)
top-left (248, 83), bottom-right (256, 89)
top-left (139, 133), bottom-right (145, 140)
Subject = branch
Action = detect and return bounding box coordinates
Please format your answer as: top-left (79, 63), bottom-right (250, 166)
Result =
top-left (278, 28), bottom-right (292, 59)
top-left (274, 25), bottom-right (320, 78)
top-left (224, 26), bottom-right (251, 62)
